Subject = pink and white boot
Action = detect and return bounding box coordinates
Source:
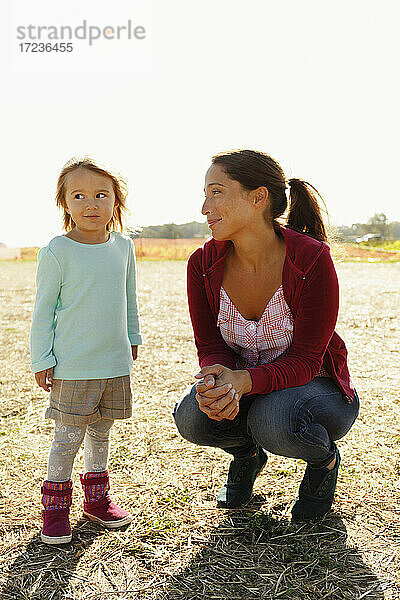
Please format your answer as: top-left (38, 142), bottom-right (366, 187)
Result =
top-left (80, 470), bottom-right (132, 529)
top-left (41, 480), bottom-right (73, 544)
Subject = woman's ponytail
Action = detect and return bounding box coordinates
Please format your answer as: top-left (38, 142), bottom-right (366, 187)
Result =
top-left (286, 179), bottom-right (327, 242)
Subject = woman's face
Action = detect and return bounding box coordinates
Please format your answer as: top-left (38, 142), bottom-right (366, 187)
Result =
top-left (202, 164), bottom-right (262, 241)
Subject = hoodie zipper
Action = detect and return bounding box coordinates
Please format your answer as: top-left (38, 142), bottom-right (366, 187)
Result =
top-left (202, 242), bottom-right (231, 315)
top-left (291, 274), bottom-right (306, 318)
top-left (202, 271), bottom-right (216, 312)
top-left (290, 244), bottom-right (325, 317)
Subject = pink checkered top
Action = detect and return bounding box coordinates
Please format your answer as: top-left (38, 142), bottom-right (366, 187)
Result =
top-left (218, 285), bottom-right (330, 377)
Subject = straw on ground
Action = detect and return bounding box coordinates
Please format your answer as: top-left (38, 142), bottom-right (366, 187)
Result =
top-left (0, 259), bottom-right (399, 599)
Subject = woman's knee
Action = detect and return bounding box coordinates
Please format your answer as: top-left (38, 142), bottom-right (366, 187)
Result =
top-left (247, 381), bottom-right (357, 458)
top-left (247, 393), bottom-right (298, 454)
top-left (173, 383), bottom-right (225, 446)
top-left (173, 384), bottom-right (205, 443)
top-left (246, 386), bottom-right (330, 457)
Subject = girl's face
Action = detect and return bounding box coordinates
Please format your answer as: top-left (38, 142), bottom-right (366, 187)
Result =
top-left (202, 164), bottom-right (264, 241)
top-left (64, 168), bottom-right (117, 234)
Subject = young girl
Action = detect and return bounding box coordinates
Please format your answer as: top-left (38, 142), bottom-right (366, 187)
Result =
top-left (30, 157), bottom-right (142, 544)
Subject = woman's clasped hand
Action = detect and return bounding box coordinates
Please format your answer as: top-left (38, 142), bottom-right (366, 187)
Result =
top-left (194, 365), bottom-right (252, 421)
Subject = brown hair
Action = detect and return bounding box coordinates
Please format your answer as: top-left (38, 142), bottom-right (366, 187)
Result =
top-left (211, 149), bottom-right (328, 242)
top-left (55, 157), bottom-right (129, 232)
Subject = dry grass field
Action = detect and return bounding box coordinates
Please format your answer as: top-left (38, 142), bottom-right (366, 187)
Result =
top-left (0, 258), bottom-right (399, 600)
top-left (19, 239), bottom-right (207, 262)
top-left (19, 239), bottom-right (400, 262)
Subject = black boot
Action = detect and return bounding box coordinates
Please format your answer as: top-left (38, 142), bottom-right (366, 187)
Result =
top-left (291, 446), bottom-right (341, 522)
top-left (217, 447), bottom-right (268, 508)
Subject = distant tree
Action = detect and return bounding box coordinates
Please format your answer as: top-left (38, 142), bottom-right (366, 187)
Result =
top-left (132, 221), bottom-right (209, 239)
top-left (390, 221), bottom-right (400, 239)
top-left (133, 217), bottom-right (399, 242)
top-left (180, 221), bottom-right (210, 238)
top-left (334, 225), bottom-right (357, 241)
top-left (162, 223), bottom-right (184, 238)
top-left (350, 223), bottom-right (370, 237)
top-left (367, 213), bottom-right (390, 240)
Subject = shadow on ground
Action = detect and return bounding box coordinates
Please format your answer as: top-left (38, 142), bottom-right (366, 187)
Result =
top-left (0, 501), bottom-right (393, 600)
top-left (159, 497), bottom-right (388, 600)
top-left (0, 519), bottom-right (108, 600)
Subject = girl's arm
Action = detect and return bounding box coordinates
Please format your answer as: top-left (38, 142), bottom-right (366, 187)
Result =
top-left (126, 240), bottom-right (142, 347)
top-left (30, 247), bottom-right (62, 375)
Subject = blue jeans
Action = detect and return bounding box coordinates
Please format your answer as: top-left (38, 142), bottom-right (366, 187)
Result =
top-left (173, 378), bottom-right (360, 468)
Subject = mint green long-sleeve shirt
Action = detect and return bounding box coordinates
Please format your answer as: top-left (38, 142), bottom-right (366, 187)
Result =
top-left (30, 232), bottom-right (142, 379)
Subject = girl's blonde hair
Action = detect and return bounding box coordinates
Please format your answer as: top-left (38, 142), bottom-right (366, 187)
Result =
top-left (56, 157), bottom-right (129, 232)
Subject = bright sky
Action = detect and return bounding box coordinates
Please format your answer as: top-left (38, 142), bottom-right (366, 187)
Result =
top-left (1, 0), bottom-right (399, 247)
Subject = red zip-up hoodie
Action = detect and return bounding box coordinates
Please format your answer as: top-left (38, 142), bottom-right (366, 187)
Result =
top-left (187, 225), bottom-right (354, 403)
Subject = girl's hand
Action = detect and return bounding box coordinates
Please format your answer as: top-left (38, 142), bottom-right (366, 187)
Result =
top-left (34, 367), bottom-right (54, 392)
top-left (131, 345), bottom-right (138, 360)
top-left (194, 365), bottom-right (252, 421)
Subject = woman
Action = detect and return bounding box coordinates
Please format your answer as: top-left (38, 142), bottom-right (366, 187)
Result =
top-left (173, 149), bottom-right (359, 522)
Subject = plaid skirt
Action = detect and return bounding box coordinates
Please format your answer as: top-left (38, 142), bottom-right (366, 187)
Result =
top-left (45, 375), bottom-right (132, 425)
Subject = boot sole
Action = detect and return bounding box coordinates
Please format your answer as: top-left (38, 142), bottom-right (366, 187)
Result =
top-left (83, 511), bottom-right (132, 529)
top-left (41, 532), bottom-right (72, 545)
top-left (290, 498), bottom-right (333, 522)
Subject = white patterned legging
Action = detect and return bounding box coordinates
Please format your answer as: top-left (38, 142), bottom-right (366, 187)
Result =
top-left (47, 418), bottom-right (114, 482)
